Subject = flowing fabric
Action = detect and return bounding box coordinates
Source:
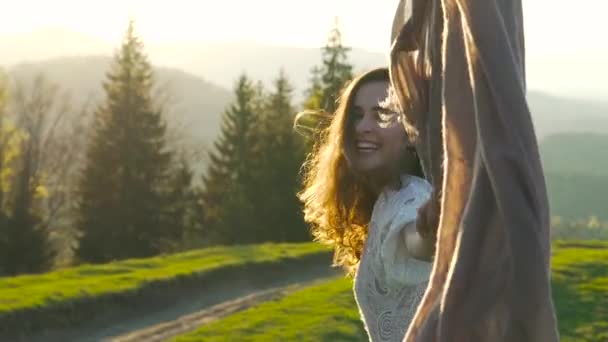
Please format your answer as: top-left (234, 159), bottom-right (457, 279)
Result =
top-left (388, 0), bottom-right (560, 341)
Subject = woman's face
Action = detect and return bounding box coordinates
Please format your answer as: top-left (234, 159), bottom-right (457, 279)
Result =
top-left (347, 80), bottom-right (409, 177)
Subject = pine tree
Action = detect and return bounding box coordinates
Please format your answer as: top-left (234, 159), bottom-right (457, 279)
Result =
top-left (300, 19), bottom-right (353, 147)
top-left (251, 80), bottom-right (267, 114)
top-left (201, 74), bottom-right (259, 244)
top-left (303, 66), bottom-right (324, 110)
top-left (160, 154), bottom-right (198, 251)
top-left (256, 70), bottom-right (309, 242)
top-left (75, 21), bottom-right (172, 263)
top-left (309, 17), bottom-right (353, 113)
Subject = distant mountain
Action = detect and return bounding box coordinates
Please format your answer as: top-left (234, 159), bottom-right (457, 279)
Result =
top-left (540, 133), bottom-right (608, 220)
top-left (0, 28), bottom-right (112, 66)
top-left (149, 42), bottom-right (607, 104)
top-left (144, 42), bottom-right (388, 101)
top-left (8, 56), bottom-right (233, 147)
top-left (5, 52), bottom-right (608, 159)
top-left (2, 28), bottom-right (605, 103)
top-left (540, 132), bottom-right (608, 176)
top-left (528, 92), bottom-right (608, 139)
top-left (544, 172), bottom-right (608, 221)
top-left (0, 30), bottom-right (387, 102)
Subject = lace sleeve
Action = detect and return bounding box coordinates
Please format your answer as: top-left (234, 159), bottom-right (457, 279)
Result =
top-left (379, 177), bottom-right (432, 287)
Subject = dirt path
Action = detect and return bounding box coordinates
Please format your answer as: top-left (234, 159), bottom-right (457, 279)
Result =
top-left (25, 256), bottom-right (340, 342)
top-left (111, 281), bottom-right (322, 342)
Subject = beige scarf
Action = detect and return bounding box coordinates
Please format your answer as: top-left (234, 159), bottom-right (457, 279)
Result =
top-left (389, 1), bottom-right (560, 341)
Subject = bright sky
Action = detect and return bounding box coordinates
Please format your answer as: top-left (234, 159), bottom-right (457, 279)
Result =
top-left (1, 0), bottom-right (606, 57)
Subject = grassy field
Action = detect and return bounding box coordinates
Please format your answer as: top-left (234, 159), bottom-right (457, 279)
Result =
top-left (552, 240), bottom-right (608, 341)
top-left (0, 242), bottom-right (329, 334)
top-left (0, 242), bottom-right (327, 314)
top-left (174, 240), bottom-right (608, 342)
top-left (172, 277), bottom-right (365, 342)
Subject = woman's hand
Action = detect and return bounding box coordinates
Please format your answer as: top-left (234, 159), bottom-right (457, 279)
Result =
top-left (404, 222), bottom-right (435, 262)
top-left (415, 190), bottom-right (440, 256)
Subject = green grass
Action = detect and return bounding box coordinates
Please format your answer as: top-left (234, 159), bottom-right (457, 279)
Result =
top-left (552, 240), bottom-right (608, 341)
top-left (172, 277), bottom-right (366, 342)
top-left (0, 242), bottom-right (327, 315)
top-left (174, 240), bottom-right (608, 342)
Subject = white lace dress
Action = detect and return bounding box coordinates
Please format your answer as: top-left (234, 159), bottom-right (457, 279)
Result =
top-left (354, 175), bottom-right (433, 342)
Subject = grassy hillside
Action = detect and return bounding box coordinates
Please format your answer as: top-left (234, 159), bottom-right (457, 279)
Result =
top-left (174, 241), bottom-right (608, 342)
top-left (172, 276), bottom-right (363, 342)
top-left (552, 240), bottom-right (608, 341)
top-left (0, 243), bottom-right (329, 335)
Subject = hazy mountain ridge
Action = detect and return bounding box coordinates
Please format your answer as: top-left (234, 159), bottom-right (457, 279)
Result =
top-left (528, 92), bottom-right (608, 138)
top-left (7, 55), bottom-right (233, 146)
top-left (540, 132), bottom-right (608, 176)
top-left (540, 132), bottom-right (608, 220)
top-left (7, 55), bottom-right (608, 145)
top-left (1, 28), bottom-right (605, 101)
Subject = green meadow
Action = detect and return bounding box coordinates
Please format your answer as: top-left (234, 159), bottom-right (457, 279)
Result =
top-left (0, 242), bottom-right (329, 334)
top-left (174, 240), bottom-right (608, 342)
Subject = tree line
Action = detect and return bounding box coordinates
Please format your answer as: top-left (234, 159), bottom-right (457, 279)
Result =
top-left (0, 20), bottom-right (353, 276)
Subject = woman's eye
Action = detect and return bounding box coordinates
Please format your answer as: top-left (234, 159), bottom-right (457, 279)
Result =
top-left (351, 110), bottom-right (364, 121)
top-left (376, 109), bottom-right (400, 127)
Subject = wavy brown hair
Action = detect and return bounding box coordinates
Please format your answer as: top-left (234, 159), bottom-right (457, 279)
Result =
top-left (296, 67), bottom-right (422, 275)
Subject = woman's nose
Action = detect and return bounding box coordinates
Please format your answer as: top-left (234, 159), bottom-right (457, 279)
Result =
top-left (355, 112), bottom-right (375, 134)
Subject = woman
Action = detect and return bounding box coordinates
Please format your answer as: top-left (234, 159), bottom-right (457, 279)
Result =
top-left (295, 67), bottom-right (434, 341)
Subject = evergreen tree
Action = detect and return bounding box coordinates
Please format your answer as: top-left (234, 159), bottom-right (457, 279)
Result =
top-left (251, 80), bottom-right (267, 114)
top-left (201, 74), bottom-right (259, 244)
top-left (160, 153), bottom-right (198, 251)
top-left (255, 70), bottom-right (309, 242)
top-left (303, 66), bottom-right (324, 110)
top-left (75, 21), bottom-right (172, 263)
top-left (299, 19), bottom-right (353, 149)
top-left (304, 18), bottom-right (353, 113)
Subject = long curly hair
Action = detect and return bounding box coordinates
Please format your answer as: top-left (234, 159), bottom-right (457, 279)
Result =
top-left (296, 67), bottom-right (423, 275)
